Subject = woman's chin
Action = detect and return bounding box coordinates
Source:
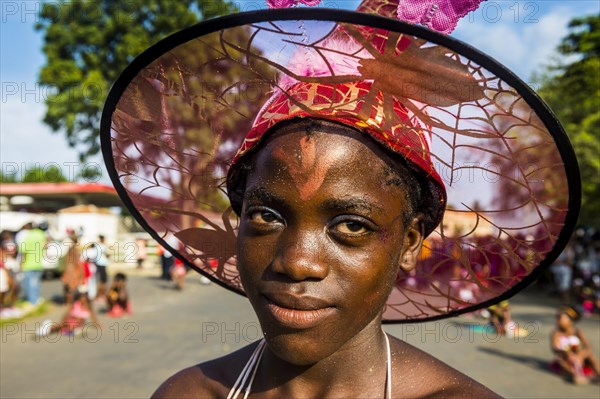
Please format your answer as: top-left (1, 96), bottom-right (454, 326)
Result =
top-left (256, 307), bottom-right (384, 365)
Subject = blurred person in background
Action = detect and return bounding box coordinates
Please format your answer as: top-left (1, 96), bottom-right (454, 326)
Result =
top-left (159, 235), bottom-right (179, 280)
top-left (0, 263), bottom-right (12, 306)
top-left (1, 244), bottom-right (21, 319)
top-left (93, 235), bottom-right (110, 301)
top-left (13, 223), bottom-right (32, 292)
top-left (14, 222), bottom-right (32, 257)
top-left (0, 246), bottom-right (16, 308)
top-left (82, 249), bottom-right (96, 299)
top-left (551, 306), bottom-right (600, 384)
top-left (594, 275), bottom-right (600, 314)
top-left (20, 221), bottom-right (48, 306)
top-left (0, 230), bottom-right (17, 263)
top-left (136, 237), bottom-right (147, 269)
top-left (106, 272), bottom-right (130, 317)
top-left (488, 300), bottom-right (511, 336)
top-left (551, 239), bottom-right (575, 304)
top-left (566, 231), bottom-right (600, 313)
top-left (37, 288), bottom-right (100, 337)
top-left (1, 231), bottom-right (19, 304)
top-left (61, 233), bottom-right (85, 306)
top-left (170, 256), bottom-right (187, 290)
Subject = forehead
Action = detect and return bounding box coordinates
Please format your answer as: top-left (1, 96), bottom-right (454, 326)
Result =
top-left (245, 124), bottom-right (409, 210)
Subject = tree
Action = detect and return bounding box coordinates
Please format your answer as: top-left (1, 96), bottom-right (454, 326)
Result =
top-left (0, 165), bottom-right (68, 183)
top-left (22, 165), bottom-right (69, 183)
top-left (533, 15), bottom-right (600, 226)
top-left (35, 0), bottom-right (237, 161)
top-left (0, 172), bottom-right (17, 183)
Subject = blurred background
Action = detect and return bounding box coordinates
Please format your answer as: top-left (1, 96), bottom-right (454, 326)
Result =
top-left (1, 1), bottom-right (599, 398)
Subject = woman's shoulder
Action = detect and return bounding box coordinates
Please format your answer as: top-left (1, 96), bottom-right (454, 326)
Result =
top-left (151, 364), bottom-right (214, 399)
top-left (391, 337), bottom-right (502, 398)
top-left (151, 341), bottom-right (261, 399)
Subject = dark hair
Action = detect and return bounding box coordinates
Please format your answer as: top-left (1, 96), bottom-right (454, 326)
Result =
top-left (74, 290), bottom-right (89, 302)
top-left (227, 118), bottom-right (440, 229)
top-left (114, 272), bottom-right (127, 281)
top-left (559, 306), bottom-right (581, 322)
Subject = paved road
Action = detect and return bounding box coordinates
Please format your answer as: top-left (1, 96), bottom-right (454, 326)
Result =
top-left (1, 267), bottom-right (599, 399)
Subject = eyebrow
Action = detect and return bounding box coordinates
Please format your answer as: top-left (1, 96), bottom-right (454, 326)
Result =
top-left (244, 187), bottom-right (286, 206)
top-left (244, 188), bottom-right (384, 215)
top-left (321, 197), bottom-right (383, 214)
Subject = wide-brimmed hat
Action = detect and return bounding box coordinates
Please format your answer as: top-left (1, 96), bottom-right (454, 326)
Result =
top-left (101, 8), bottom-right (580, 322)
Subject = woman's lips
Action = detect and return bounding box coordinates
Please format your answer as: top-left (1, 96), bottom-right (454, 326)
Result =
top-left (263, 295), bottom-right (336, 329)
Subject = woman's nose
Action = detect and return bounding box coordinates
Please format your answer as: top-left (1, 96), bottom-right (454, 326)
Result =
top-left (271, 228), bottom-right (329, 281)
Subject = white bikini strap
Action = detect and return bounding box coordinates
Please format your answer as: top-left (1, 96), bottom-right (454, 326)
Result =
top-left (243, 341), bottom-right (266, 399)
top-left (384, 332), bottom-right (392, 399)
top-left (227, 339), bottom-right (266, 399)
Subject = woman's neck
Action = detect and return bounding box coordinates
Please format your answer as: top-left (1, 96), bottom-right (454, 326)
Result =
top-left (560, 325), bottom-right (576, 335)
top-left (256, 320), bottom-right (389, 398)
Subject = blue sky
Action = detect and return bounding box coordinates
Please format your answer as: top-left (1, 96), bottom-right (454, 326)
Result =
top-left (1, 1), bottom-right (598, 183)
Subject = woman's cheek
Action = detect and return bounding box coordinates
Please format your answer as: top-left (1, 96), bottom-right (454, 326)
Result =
top-left (237, 236), bottom-right (270, 281)
top-left (330, 247), bottom-right (390, 292)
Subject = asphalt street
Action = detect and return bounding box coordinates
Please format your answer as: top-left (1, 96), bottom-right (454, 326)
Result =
top-left (1, 267), bottom-right (599, 399)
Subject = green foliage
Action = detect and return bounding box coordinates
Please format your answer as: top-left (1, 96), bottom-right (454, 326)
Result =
top-left (77, 165), bottom-right (102, 182)
top-left (0, 164), bottom-right (97, 183)
top-left (535, 15), bottom-right (600, 226)
top-left (22, 165), bottom-right (69, 183)
top-left (35, 0), bottom-right (236, 161)
top-left (0, 301), bottom-right (50, 327)
top-left (0, 165), bottom-right (68, 183)
top-left (1, 166), bottom-right (58, 183)
top-left (0, 172), bottom-right (17, 183)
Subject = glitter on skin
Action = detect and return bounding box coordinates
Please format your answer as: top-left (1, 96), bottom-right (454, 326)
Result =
top-left (271, 135), bottom-right (347, 201)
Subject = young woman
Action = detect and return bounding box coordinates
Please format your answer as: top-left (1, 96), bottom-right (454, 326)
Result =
top-left (551, 306), bottom-right (600, 384)
top-left (152, 118), bottom-right (500, 397)
top-left (101, 1), bottom-right (579, 398)
top-left (37, 290), bottom-right (99, 337)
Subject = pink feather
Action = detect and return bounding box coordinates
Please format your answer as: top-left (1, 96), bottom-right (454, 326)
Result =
top-left (278, 38), bottom-right (371, 89)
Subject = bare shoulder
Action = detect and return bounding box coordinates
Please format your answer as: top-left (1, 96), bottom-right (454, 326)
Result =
top-left (151, 342), bottom-right (260, 399)
top-left (391, 337), bottom-right (502, 398)
top-left (151, 365), bottom-right (215, 399)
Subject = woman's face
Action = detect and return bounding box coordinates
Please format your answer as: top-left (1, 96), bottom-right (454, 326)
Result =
top-left (557, 312), bottom-right (573, 330)
top-left (236, 124), bottom-right (424, 365)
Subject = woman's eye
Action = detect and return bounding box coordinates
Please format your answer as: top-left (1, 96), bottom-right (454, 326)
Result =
top-left (334, 221), bottom-right (368, 235)
top-left (249, 210), bottom-right (279, 224)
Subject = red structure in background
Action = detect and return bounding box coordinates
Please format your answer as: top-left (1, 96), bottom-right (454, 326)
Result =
top-left (0, 183), bottom-right (123, 213)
